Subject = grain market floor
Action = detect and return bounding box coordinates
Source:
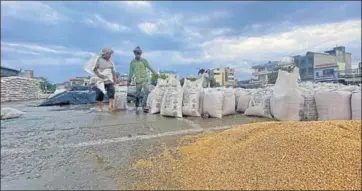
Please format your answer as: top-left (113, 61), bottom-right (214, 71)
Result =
top-left (1, 100), bottom-right (271, 190)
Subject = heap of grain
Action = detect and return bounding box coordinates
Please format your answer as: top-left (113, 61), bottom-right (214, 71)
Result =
top-left (128, 120), bottom-right (361, 190)
top-left (1, 77), bottom-right (42, 102)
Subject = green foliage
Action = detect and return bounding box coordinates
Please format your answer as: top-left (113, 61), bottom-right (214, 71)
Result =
top-left (151, 73), bottom-right (168, 83)
top-left (39, 77), bottom-right (56, 93)
top-left (151, 73), bottom-right (158, 83)
top-left (209, 77), bottom-right (220, 87)
top-left (159, 74), bottom-right (168, 80)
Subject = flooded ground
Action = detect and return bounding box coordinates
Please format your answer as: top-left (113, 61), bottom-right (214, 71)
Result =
top-left (1, 100), bottom-right (271, 190)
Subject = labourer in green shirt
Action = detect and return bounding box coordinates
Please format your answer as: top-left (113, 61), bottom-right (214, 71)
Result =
top-left (127, 46), bottom-right (158, 112)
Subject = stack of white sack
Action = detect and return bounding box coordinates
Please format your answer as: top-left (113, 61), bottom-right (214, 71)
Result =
top-left (84, 55), bottom-right (115, 94)
top-left (160, 77), bottom-right (184, 118)
top-left (202, 88), bottom-right (235, 119)
top-left (298, 82), bottom-right (318, 121)
top-left (147, 79), bottom-right (168, 114)
top-left (270, 68), bottom-right (304, 121)
top-left (244, 87), bottom-right (274, 119)
top-left (182, 77), bottom-right (205, 117)
top-left (114, 86), bottom-right (128, 110)
top-left (234, 88), bottom-right (256, 113)
top-left (351, 89), bottom-right (361, 120)
top-left (313, 83), bottom-right (360, 121)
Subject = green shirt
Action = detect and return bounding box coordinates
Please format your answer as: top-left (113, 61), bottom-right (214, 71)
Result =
top-left (128, 58), bottom-right (157, 84)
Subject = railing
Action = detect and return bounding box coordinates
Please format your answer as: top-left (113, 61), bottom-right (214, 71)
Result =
top-left (338, 68), bottom-right (361, 78)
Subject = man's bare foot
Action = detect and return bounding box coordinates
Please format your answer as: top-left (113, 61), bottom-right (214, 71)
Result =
top-left (108, 106), bottom-right (115, 112)
top-left (99, 108), bottom-right (104, 112)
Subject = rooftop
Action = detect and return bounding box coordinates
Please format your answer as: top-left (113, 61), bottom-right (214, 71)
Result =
top-left (1, 66), bottom-right (20, 72)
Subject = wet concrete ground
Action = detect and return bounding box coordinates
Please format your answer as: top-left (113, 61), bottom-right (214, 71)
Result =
top-left (1, 100), bottom-right (271, 190)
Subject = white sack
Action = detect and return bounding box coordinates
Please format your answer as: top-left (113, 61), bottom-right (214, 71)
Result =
top-left (182, 78), bottom-right (204, 117)
top-left (203, 88), bottom-right (224, 119)
top-left (114, 86), bottom-right (128, 110)
top-left (222, 88), bottom-right (236, 116)
top-left (270, 68), bottom-right (304, 121)
top-left (236, 89), bottom-right (252, 113)
top-left (148, 79), bottom-right (168, 114)
top-left (301, 89), bottom-right (318, 121)
top-left (314, 90), bottom-right (352, 120)
top-left (1, 108), bottom-right (25, 120)
top-left (351, 92), bottom-right (361, 120)
top-left (84, 56), bottom-right (115, 94)
top-left (160, 78), bottom-right (183, 118)
top-left (244, 88), bottom-right (273, 119)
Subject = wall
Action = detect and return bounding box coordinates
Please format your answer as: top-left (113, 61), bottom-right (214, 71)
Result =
top-left (345, 53), bottom-right (352, 70)
top-left (1, 77), bottom-right (42, 102)
top-left (314, 53), bottom-right (337, 68)
top-left (314, 66), bottom-right (339, 81)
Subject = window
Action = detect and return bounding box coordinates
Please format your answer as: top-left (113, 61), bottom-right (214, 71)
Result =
top-left (308, 57), bottom-right (314, 67)
top-left (316, 72), bottom-right (319, 77)
top-left (323, 69), bottom-right (334, 77)
top-left (308, 67), bottom-right (313, 75)
top-left (300, 68), bottom-right (306, 76)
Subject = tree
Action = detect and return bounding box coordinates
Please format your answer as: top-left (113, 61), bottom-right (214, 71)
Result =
top-left (151, 73), bottom-right (169, 84)
top-left (209, 77), bottom-right (220, 87)
top-left (38, 77), bottom-right (56, 93)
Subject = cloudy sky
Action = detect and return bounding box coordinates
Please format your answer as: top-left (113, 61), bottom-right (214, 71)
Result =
top-left (1, 1), bottom-right (361, 83)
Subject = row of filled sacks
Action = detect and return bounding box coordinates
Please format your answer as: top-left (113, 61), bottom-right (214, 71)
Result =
top-left (234, 69), bottom-right (361, 121)
top-left (235, 87), bottom-right (361, 121)
top-left (146, 76), bottom-right (236, 118)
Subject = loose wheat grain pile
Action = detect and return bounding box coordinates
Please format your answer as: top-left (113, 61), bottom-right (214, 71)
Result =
top-left (128, 120), bottom-right (361, 190)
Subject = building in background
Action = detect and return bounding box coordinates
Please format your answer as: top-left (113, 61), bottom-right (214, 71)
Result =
top-left (210, 67), bottom-right (237, 87)
top-left (55, 82), bottom-right (71, 89)
top-left (293, 46), bottom-right (352, 82)
top-left (1, 66), bottom-right (21, 77)
top-left (69, 76), bottom-right (91, 86)
top-left (211, 68), bottom-right (226, 86)
top-left (251, 61), bottom-right (278, 84)
top-left (19, 70), bottom-right (34, 78)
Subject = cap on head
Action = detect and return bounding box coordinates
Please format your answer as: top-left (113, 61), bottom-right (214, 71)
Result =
top-left (133, 46), bottom-right (142, 54)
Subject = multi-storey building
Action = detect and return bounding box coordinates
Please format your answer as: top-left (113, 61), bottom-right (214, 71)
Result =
top-left (251, 61), bottom-right (278, 83)
top-left (226, 67), bottom-right (236, 87)
top-left (293, 46), bottom-right (352, 82)
top-left (210, 67), bottom-right (236, 87)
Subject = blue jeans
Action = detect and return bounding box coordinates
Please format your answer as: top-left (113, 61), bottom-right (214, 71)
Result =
top-left (135, 81), bottom-right (149, 107)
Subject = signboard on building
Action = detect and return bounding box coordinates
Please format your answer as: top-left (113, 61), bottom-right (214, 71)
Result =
top-left (314, 63), bottom-right (337, 68)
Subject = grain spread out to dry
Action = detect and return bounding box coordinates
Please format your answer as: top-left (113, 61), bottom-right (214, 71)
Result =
top-left (127, 120), bottom-right (361, 190)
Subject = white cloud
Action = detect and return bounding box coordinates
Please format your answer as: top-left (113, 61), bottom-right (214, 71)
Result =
top-left (200, 19), bottom-right (362, 63)
top-left (122, 1), bottom-right (152, 8)
top-left (130, 19), bottom-right (361, 78)
top-left (1, 41), bottom-right (95, 67)
top-left (83, 14), bottom-right (131, 33)
top-left (0, 1), bottom-right (64, 24)
top-left (137, 22), bottom-right (158, 35)
top-left (188, 11), bottom-right (230, 24)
